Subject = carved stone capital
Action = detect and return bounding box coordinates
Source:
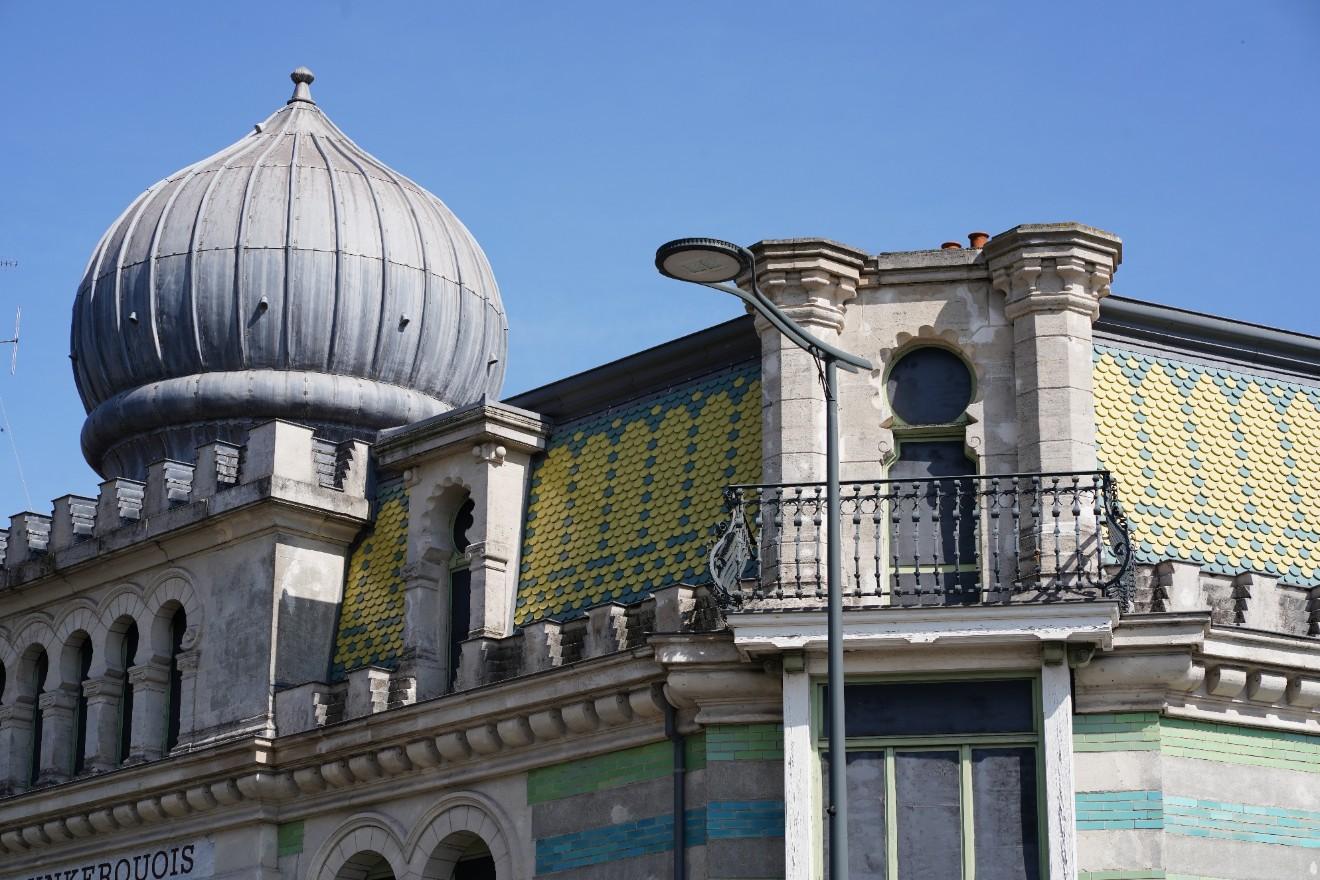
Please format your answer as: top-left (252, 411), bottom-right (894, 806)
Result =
top-left (983, 223), bottom-right (1121, 323)
top-left (745, 238), bottom-right (867, 335)
top-left (175, 650), bottom-right (202, 676)
top-left (83, 675), bottom-right (124, 701)
top-left (37, 690), bottom-right (77, 715)
top-left (465, 540), bottom-right (511, 569)
top-left (127, 662), bottom-right (170, 690)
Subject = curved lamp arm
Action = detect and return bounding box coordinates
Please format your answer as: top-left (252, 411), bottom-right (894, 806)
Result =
top-left (716, 245), bottom-right (871, 372)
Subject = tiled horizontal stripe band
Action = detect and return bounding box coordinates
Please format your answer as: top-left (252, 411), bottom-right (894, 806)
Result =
top-left (1165, 796), bottom-right (1320, 848)
top-left (527, 735), bottom-right (707, 804)
top-left (706, 723), bottom-right (785, 762)
top-left (1076, 790), bottom-right (1320, 848)
top-left (1076, 791), bottom-right (1164, 831)
top-left (533, 800), bottom-right (784, 874)
top-left (1074, 713), bottom-right (1320, 773)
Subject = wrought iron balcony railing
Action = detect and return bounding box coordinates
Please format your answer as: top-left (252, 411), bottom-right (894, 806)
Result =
top-left (709, 471), bottom-right (1133, 611)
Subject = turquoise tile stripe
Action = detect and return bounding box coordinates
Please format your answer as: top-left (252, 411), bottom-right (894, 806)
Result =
top-left (707, 800), bottom-right (785, 839)
top-left (1165, 796), bottom-right (1320, 848)
top-left (535, 808), bottom-right (705, 874)
top-left (1076, 791), bottom-right (1165, 830)
top-left (534, 800), bottom-right (784, 874)
top-left (1077, 791), bottom-right (1320, 849)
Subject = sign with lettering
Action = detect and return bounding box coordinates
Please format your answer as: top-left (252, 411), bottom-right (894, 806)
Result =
top-left (8, 839), bottom-right (214, 880)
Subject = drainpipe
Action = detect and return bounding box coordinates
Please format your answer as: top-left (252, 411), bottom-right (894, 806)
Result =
top-left (665, 697), bottom-right (687, 880)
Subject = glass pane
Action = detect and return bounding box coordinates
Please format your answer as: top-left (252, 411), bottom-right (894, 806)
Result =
top-left (887, 348), bottom-right (973, 425)
top-left (896, 750), bottom-right (962, 880)
top-left (972, 748), bottom-right (1040, 880)
top-left (823, 751), bottom-right (888, 879)
top-left (833, 679), bottom-right (1034, 738)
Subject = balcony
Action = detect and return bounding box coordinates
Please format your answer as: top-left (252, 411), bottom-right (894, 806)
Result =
top-left (709, 471), bottom-right (1133, 612)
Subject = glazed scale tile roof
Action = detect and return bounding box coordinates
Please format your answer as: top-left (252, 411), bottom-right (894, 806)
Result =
top-left (332, 477), bottom-right (408, 676)
top-left (515, 360), bottom-right (762, 623)
top-left (1094, 344), bottom-right (1320, 584)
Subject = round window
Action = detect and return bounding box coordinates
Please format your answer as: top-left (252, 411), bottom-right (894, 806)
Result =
top-left (887, 347), bottom-right (973, 425)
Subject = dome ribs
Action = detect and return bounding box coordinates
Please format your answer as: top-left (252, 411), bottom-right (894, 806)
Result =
top-left (231, 110), bottom-right (291, 370)
top-left (309, 132), bottom-right (344, 376)
top-left (184, 128), bottom-right (273, 373)
top-left (71, 70), bottom-right (508, 478)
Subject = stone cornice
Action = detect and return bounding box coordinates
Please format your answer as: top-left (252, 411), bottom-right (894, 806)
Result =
top-left (375, 401), bottom-right (549, 471)
top-left (1075, 613), bottom-right (1320, 733)
top-left (726, 603), bottom-right (1120, 658)
top-left (0, 647), bottom-right (669, 859)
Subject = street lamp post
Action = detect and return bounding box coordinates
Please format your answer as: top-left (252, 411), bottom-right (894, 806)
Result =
top-left (655, 238), bottom-right (872, 880)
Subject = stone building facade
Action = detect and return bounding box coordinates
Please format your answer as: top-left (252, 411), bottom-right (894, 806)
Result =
top-left (1, 71), bottom-right (1318, 880)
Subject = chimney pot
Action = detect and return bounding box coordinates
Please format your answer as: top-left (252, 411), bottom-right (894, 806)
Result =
top-left (940, 241), bottom-right (962, 250)
top-left (968, 231), bottom-right (990, 249)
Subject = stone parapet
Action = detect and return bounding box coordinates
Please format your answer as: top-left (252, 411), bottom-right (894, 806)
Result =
top-left (0, 419), bottom-right (372, 586)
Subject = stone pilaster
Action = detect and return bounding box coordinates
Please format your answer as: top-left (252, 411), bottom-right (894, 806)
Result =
top-left (174, 645), bottom-right (201, 751)
top-left (399, 560), bottom-right (448, 700)
top-left (747, 239), bottom-right (866, 485)
top-left (126, 662), bottom-right (170, 763)
top-left (36, 689), bottom-right (78, 786)
top-left (81, 674), bottom-right (124, 772)
top-left (985, 224), bottom-right (1121, 474)
top-left (0, 703), bottom-right (34, 794)
top-left (465, 540), bottom-right (513, 639)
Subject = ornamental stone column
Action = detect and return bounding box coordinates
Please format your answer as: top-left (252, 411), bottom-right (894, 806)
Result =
top-left (126, 661), bottom-right (170, 763)
top-left (36, 688), bottom-right (78, 785)
top-left (984, 224), bottom-right (1121, 474)
top-left (747, 239), bottom-right (866, 485)
top-left (0, 703), bottom-right (34, 794)
top-left (985, 224), bottom-right (1121, 594)
top-left (81, 674), bottom-right (124, 772)
top-left (745, 240), bottom-right (866, 595)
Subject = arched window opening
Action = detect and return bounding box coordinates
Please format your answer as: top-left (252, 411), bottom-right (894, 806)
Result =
top-left (28, 649), bottom-right (48, 787)
top-left (118, 621), bottom-right (138, 764)
top-left (886, 347), bottom-right (977, 606)
top-left (165, 607), bottom-right (187, 752)
top-left (453, 836), bottom-right (496, 880)
top-left (336, 851), bottom-right (395, 880)
top-left (448, 497), bottom-right (475, 690)
top-left (73, 636), bottom-right (92, 774)
top-left (424, 829), bottom-right (499, 880)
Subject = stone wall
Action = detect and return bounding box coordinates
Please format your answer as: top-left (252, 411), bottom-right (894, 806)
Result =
top-left (1074, 711), bottom-right (1320, 880)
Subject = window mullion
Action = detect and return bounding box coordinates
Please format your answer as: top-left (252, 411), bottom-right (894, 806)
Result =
top-left (960, 744), bottom-right (975, 880)
top-left (885, 748), bottom-right (898, 880)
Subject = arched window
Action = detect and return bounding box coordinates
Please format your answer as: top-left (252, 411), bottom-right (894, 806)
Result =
top-left (165, 608), bottom-right (187, 752)
top-left (73, 637), bottom-right (92, 775)
top-left (118, 621), bottom-right (138, 764)
top-left (448, 498), bottom-right (475, 690)
top-left (28, 649), bottom-right (48, 787)
top-left (887, 347), bottom-right (977, 605)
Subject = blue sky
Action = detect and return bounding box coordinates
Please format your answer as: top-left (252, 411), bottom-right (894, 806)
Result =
top-left (0, 1), bottom-right (1317, 516)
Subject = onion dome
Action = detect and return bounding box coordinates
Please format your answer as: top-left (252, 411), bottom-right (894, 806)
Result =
top-left (72, 68), bottom-right (507, 478)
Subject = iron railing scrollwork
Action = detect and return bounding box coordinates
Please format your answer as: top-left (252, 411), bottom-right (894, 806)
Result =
top-left (708, 471), bottom-right (1134, 611)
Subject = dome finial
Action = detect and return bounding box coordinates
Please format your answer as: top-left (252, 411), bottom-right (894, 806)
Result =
top-left (288, 67), bottom-right (315, 105)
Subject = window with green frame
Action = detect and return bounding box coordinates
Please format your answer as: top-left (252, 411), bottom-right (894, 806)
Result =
top-left (818, 677), bottom-right (1043, 880)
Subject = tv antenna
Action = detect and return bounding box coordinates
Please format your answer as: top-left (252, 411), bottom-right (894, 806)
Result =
top-left (0, 260), bottom-right (33, 509)
top-left (0, 307), bottom-right (19, 375)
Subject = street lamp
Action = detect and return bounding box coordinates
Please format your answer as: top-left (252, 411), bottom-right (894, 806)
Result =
top-left (655, 237), bottom-right (872, 880)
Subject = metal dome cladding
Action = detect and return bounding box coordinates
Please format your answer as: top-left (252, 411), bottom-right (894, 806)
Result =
top-left (72, 69), bottom-right (507, 478)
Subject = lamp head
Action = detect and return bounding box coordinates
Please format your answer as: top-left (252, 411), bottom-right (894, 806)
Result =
top-left (654, 237), bottom-right (750, 284)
